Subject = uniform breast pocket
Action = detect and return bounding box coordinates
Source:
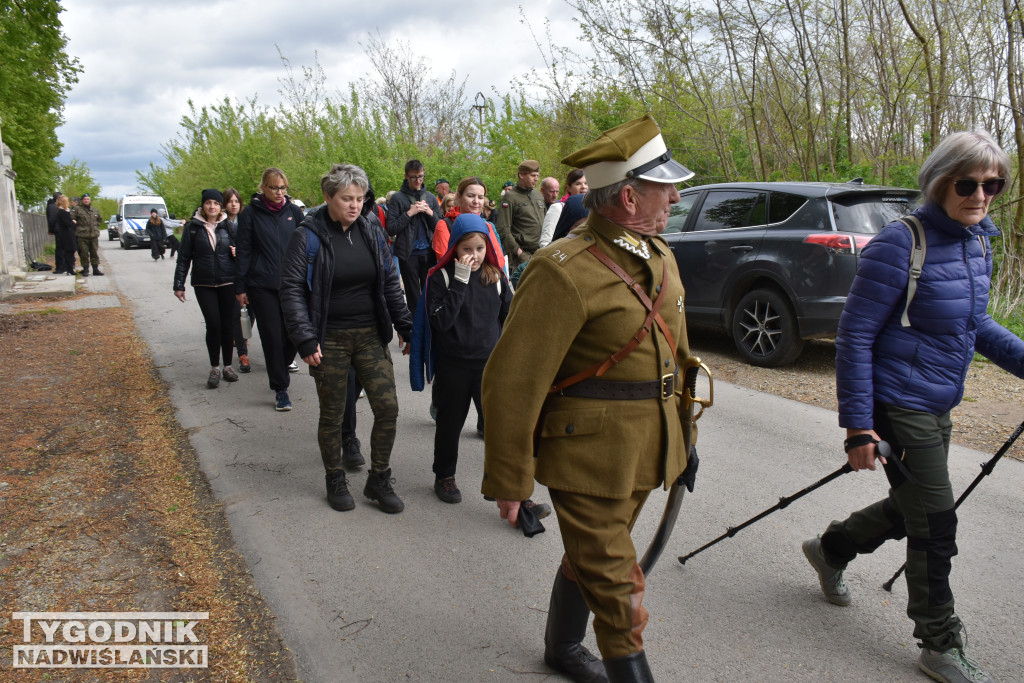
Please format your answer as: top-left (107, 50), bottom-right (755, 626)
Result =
top-left (540, 407), bottom-right (606, 438)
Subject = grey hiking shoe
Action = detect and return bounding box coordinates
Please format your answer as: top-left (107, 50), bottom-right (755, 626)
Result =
top-left (802, 536), bottom-right (851, 606)
top-left (206, 368), bottom-right (221, 389)
top-left (919, 647), bottom-right (994, 682)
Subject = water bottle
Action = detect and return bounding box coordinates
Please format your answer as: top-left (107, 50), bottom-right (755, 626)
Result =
top-left (240, 305), bottom-right (252, 339)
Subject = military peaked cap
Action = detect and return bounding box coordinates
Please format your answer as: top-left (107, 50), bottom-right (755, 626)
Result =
top-left (561, 114), bottom-right (694, 189)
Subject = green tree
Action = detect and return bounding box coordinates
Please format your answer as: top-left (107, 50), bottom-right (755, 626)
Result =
top-left (56, 157), bottom-right (100, 199)
top-left (0, 0), bottom-right (81, 204)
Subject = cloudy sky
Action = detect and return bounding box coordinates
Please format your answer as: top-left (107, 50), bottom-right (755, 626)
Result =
top-left (56, 0), bottom-right (583, 198)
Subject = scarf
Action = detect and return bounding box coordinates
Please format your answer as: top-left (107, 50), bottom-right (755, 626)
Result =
top-left (261, 194), bottom-right (286, 212)
top-left (193, 208), bottom-right (226, 250)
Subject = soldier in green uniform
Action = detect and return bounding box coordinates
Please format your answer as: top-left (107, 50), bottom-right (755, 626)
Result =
top-left (494, 159), bottom-right (546, 271)
top-left (481, 115), bottom-right (698, 682)
top-left (70, 192), bottom-right (104, 276)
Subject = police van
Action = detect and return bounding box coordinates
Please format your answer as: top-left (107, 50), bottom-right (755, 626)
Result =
top-left (116, 194), bottom-right (171, 249)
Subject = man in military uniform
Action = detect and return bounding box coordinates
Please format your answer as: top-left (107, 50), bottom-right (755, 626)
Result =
top-left (481, 115), bottom-right (697, 682)
top-left (495, 159), bottom-right (546, 271)
top-left (70, 192), bottom-right (104, 276)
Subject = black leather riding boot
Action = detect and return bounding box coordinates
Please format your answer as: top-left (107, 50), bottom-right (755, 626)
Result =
top-left (603, 650), bottom-right (653, 682)
top-left (543, 570), bottom-right (608, 683)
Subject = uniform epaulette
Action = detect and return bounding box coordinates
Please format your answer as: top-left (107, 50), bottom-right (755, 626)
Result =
top-left (537, 231), bottom-right (593, 267)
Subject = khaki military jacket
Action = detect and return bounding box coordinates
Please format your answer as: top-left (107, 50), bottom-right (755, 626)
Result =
top-left (71, 204), bottom-right (102, 238)
top-left (495, 185), bottom-right (546, 255)
top-left (481, 212), bottom-right (694, 500)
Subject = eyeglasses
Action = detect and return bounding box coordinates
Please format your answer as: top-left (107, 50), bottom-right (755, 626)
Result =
top-left (266, 185), bottom-right (288, 193)
top-left (953, 178), bottom-right (1005, 197)
top-left (407, 174), bottom-right (425, 181)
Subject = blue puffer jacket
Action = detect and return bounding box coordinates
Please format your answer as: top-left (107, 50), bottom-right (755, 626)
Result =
top-left (836, 201), bottom-right (1024, 429)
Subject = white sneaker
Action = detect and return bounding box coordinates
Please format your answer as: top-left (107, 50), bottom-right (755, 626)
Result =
top-left (287, 361), bottom-right (299, 373)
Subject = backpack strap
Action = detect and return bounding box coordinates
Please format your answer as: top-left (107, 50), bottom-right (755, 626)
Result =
top-left (898, 215), bottom-right (925, 328)
top-left (304, 226), bottom-right (321, 291)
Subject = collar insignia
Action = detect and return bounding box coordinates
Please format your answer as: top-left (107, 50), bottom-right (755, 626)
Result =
top-left (614, 232), bottom-right (651, 259)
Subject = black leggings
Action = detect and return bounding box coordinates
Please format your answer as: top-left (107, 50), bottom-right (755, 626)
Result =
top-left (193, 285), bottom-right (236, 367)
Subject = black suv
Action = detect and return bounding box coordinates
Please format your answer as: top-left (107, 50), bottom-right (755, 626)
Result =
top-left (664, 181), bottom-right (919, 366)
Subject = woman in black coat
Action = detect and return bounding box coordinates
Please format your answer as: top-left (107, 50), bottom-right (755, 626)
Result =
top-left (234, 168), bottom-right (306, 411)
top-left (173, 189), bottom-right (238, 389)
top-left (279, 163), bottom-right (412, 516)
top-left (54, 195), bottom-right (78, 275)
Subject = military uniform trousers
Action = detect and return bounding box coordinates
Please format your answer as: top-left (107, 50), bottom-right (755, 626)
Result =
top-left (309, 326), bottom-right (398, 474)
top-left (550, 487), bottom-right (652, 659)
top-left (821, 402), bottom-right (962, 652)
top-left (77, 235), bottom-right (100, 269)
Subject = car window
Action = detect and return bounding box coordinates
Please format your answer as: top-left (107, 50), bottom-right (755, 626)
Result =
top-left (692, 191), bottom-right (766, 232)
top-left (665, 193), bottom-right (700, 234)
top-left (830, 194), bottom-right (917, 234)
top-left (123, 204), bottom-right (166, 219)
top-left (768, 192), bottom-right (806, 224)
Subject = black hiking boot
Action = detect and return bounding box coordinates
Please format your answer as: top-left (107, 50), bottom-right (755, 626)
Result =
top-left (325, 471), bottom-right (354, 511)
top-left (544, 571), bottom-right (608, 683)
top-left (364, 468), bottom-right (404, 514)
top-left (342, 437), bottom-right (365, 469)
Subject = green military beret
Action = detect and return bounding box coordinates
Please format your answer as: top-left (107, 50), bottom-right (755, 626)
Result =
top-left (561, 114), bottom-right (694, 189)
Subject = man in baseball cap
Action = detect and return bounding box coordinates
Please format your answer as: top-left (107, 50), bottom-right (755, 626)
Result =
top-left (482, 114), bottom-right (701, 681)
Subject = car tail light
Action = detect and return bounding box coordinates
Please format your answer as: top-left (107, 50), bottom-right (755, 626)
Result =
top-left (803, 233), bottom-right (872, 253)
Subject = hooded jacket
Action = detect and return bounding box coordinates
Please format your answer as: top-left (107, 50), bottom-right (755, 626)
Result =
top-left (385, 179), bottom-right (442, 260)
top-left (410, 214), bottom-right (511, 389)
top-left (173, 211), bottom-right (234, 290)
top-left (836, 201), bottom-right (1024, 429)
top-left (234, 193), bottom-right (306, 294)
top-left (279, 205), bottom-right (413, 359)
top-left (433, 206), bottom-right (507, 271)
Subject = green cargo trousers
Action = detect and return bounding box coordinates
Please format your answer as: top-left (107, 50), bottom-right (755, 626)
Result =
top-left (309, 327), bottom-right (398, 474)
top-left (77, 235), bottom-right (100, 269)
top-left (821, 403), bottom-right (962, 652)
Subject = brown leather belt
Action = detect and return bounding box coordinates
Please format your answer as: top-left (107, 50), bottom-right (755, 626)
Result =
top-left (556, 372), bottom-right (679, 401)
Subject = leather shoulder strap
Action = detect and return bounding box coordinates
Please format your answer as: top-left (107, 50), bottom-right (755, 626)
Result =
top-left (548, 243), bottom-right (676, 394)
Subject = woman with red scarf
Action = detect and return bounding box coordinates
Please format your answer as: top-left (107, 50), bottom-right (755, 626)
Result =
top-left (432, 177), bottom-right (506, 275)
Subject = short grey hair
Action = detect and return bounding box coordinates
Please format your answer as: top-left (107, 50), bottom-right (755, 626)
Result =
top-left (918, 130), bottom-right (1012, 204)
top-left (583, 178), bottom-right (645, 213)
top-left (321, 163), bottom-right (369, 199)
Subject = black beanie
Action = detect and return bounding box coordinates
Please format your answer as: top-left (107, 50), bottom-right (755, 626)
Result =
top-left (201, 188), bottom-right (223, 205)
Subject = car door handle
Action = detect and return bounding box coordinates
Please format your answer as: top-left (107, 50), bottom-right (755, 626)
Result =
top-left (730, 245), bottom-right (754, 253)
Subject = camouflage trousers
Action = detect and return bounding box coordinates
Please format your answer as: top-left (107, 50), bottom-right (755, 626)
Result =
top-left (77, 235), bottom-right (100, 268)
top-left (309, 327), bottom-right (398, 473)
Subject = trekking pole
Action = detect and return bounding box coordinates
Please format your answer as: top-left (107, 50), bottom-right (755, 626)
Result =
top-left (882, 418), bottom-right (1024, 591)
top-left (678, 441), bottom-right (890, 565)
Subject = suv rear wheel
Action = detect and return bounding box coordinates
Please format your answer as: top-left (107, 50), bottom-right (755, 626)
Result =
top-left (731, 288), bottom-right (805, 367)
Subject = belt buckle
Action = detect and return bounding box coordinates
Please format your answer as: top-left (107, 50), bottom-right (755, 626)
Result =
top-left (660, 373), bottom-right (675, 400)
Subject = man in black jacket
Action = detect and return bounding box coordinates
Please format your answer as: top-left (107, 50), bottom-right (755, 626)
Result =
top-left (386, 159), bottom-right (442, 313)
top-left (46, 192), bottom-right (67, 274)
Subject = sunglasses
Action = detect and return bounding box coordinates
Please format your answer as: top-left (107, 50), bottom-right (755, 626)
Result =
top-left (953, 178), bottom-right (1005, 197)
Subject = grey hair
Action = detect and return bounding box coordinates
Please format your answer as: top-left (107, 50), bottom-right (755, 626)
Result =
top-left (321, 163), bottom-right (369, 199)
top-left (918, 130), bottom-right (1012, 203)
top-left (582, 178), bottom-right (645, 213)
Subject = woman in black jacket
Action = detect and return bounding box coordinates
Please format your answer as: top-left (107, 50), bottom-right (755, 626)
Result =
top-left (173, 189), bottom-right (238, 389)
top-left (234, 168), bottom-right (306, 411)
top-left (54, 195), bottom-right (78, 275)
top-left (279, 163), bottom-right (413, 516)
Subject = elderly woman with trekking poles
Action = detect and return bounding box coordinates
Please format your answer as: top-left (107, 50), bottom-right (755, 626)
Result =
top-left (801, 130), bottom-right (1024, 683)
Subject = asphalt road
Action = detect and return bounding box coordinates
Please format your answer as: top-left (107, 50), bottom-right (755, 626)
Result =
top-left (102, 239), bottom-right (1024, 682)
